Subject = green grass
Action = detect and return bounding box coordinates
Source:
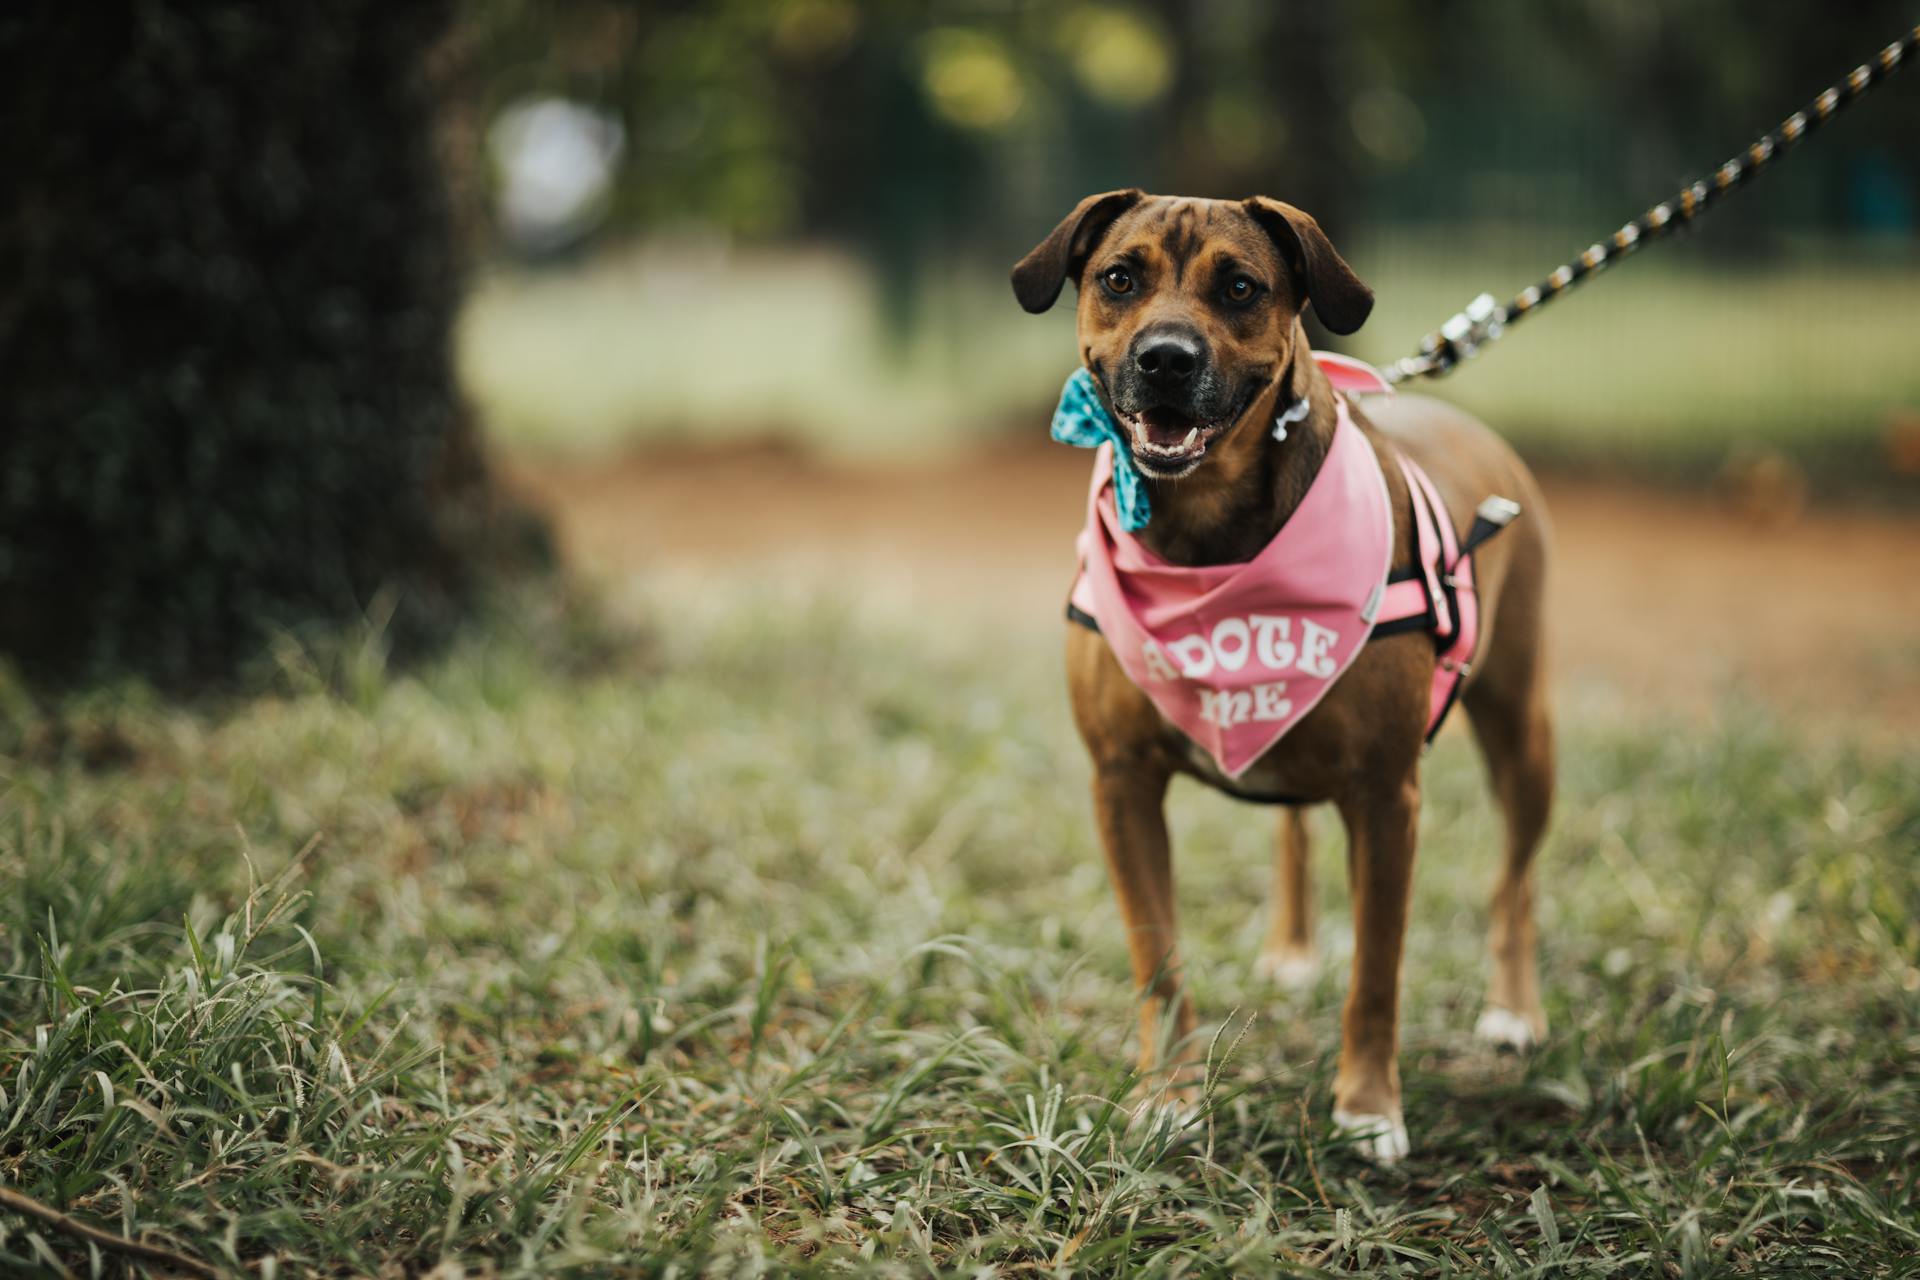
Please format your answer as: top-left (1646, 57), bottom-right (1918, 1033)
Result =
top-left (458, 232), bottom-right (1920, 488)
top-left (2, 586), bottom-right (1917, 1274)
top-left (457, 245), bottom-right (1080, 459)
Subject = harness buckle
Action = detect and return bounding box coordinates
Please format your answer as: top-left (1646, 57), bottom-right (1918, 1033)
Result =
top-left (1475, 495), bottom-right (1522, 526)
top-left (1460, 494), bottom-right (1524, 558)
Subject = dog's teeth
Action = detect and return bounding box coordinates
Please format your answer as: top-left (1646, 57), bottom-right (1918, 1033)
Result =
top-left (1181, 427), bottom-right (1198, 448)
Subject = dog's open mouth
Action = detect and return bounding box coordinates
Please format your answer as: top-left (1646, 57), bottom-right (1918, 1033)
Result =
top-left (1116, 390), bottom-right (1258, 478)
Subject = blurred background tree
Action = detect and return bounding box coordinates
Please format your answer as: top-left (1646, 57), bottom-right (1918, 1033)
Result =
top-left (0, 1), bottom-right (525, 688)
top-left (3, 0), bottom-right (1914, 688)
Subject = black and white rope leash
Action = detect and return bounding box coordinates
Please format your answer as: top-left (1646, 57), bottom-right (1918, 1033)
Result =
top-left (1380, 23), bottom-right (1920, 386)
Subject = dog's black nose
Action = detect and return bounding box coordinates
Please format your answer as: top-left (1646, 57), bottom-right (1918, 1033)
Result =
top-left (1133, 333), bottom-right (1202, 386)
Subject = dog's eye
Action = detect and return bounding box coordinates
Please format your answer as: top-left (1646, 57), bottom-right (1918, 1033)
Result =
top-left (1101, 266), bottom-right (1133, 296)
top-left (1225, 275), bottom-right (1260, 304)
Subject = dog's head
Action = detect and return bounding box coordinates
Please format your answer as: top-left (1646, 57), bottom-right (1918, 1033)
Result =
top-left (1012, 191), bottom-right (1373, 479)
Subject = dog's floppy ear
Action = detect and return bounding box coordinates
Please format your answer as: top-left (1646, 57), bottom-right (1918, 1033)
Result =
top-left (1244, 197), bottom-right (1374, 335)
top-left (1010, 188), bottom-right (1144, 314)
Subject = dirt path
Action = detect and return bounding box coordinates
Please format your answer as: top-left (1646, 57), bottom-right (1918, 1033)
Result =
top-left (510, 443), bottom-right (1920, 741)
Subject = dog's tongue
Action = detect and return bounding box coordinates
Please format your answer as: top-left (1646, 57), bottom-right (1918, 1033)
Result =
top-left (1139, 407), bottom-right (1198, 447)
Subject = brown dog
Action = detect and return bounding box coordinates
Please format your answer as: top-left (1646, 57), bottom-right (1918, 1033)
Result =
top-left (1012, 191), bottom-right (1553, 1161)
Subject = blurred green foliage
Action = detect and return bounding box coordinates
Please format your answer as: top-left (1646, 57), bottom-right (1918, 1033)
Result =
top-left (462, 0), bottom-right (1920, 258)
top-left (457, 1), bottom-right (1920, 485)
top-left (0, 2), bottom-right (526, 687)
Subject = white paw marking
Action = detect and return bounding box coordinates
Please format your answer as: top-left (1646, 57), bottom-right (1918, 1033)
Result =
top-left (1254, 948), bottom-right (1320, 990)
top-left (1332, 1108), bottom-right (1410, 1164)
top-left (1474, 1006), bottom-right (1538, 1052)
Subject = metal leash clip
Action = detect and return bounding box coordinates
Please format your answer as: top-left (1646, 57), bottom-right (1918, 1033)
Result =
top-left (1427, 293), bottom-right (1506, 373)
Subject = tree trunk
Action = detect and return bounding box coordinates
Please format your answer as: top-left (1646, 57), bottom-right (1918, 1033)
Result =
top-left (0, 1), bottom-right (529, 686)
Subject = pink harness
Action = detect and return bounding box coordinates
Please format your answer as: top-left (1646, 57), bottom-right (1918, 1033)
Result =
top-left (1067, 355), bottom-right (1488, 781)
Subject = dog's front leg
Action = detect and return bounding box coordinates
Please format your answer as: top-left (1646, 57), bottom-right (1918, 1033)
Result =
top-left (1089, 761), bottom-right (1197, 1089)
top-left (1332, 773), bottom-right (1420, 1162)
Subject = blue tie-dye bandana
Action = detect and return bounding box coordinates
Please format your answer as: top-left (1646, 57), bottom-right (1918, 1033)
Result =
top-left (1050, 367), bottom-right (1152, 531)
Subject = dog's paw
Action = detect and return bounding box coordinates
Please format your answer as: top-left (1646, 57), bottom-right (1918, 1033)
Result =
top-left (1332, 1108), bottom-right (1410, 1164)
top-left (1254, 946), bottom-right (1319, 991)
top-left (1473, 1006), bottom-right (1540, 1053)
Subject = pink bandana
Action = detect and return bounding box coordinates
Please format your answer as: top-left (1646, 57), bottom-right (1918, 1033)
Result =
top-left (1069, 394), bottom-right (1393, 777)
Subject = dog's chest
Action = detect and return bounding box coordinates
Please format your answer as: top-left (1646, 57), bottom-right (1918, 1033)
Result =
top-left (1162, 709), bottom-right (1339, 803)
